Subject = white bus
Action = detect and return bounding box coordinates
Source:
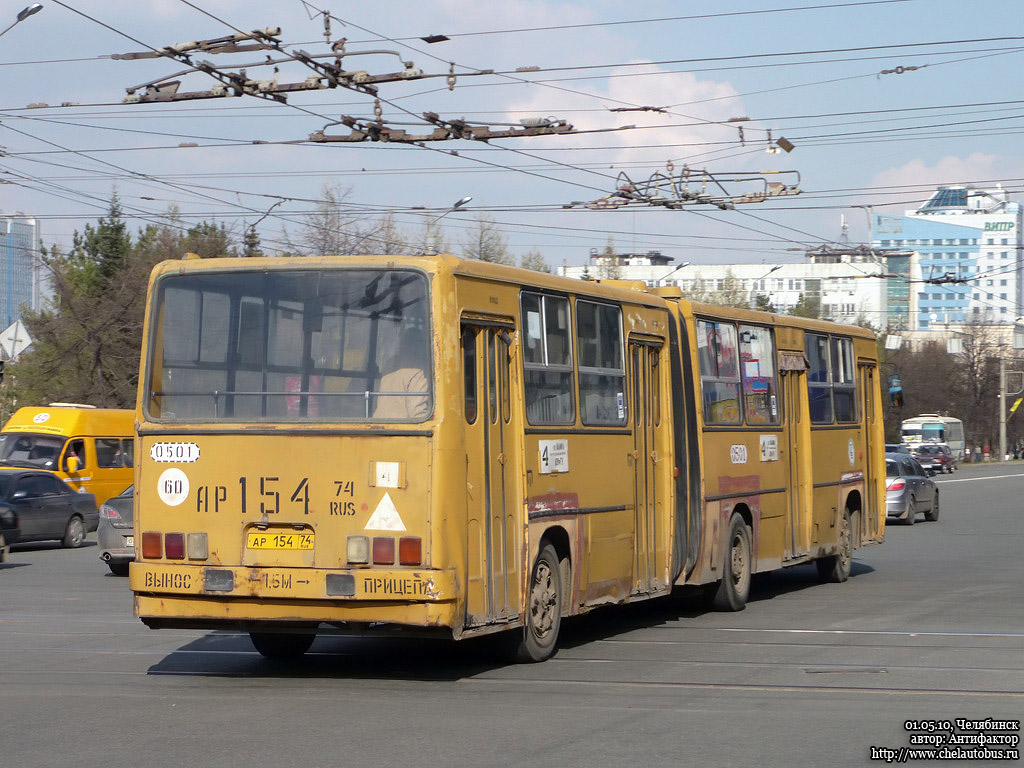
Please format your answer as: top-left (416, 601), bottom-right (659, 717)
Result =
top-left (901, 414), bottom-right (965, 461)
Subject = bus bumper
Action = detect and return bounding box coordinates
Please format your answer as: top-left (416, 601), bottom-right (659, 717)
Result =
top-left (131, 563), bottom-right (458, 627)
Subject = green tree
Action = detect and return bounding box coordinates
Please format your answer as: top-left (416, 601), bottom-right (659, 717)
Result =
top-left (789, 291), bottom-right (821, 319)
top-left (752, 293), bottom-right (776, 313)
top-left (8, 198), bottom-right (234, 409)
top-left (68, 193), bottom-right (132, 294)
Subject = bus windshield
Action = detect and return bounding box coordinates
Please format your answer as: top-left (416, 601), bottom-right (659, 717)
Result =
top-left (146, 268), bottom-right (433, 423)
top-left (903, 424), bottom-right (944, 441)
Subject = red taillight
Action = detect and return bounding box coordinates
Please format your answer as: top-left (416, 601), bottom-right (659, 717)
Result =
top-left (887, 479), bottom-right (906, 491)
top-left (399, 537), bottom-right (422, 565)
top-left (141, 531), bottom-right (162, 558)
top-left (99, 505), bottom-right (122, 521)
top-left (372, 536), bottom-right (395, 565)
top-left (164, 533), bottom-right (185, 559)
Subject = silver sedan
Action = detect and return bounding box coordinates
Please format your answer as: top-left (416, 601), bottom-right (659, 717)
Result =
top-left (886, 452), bottom-right (939, 525)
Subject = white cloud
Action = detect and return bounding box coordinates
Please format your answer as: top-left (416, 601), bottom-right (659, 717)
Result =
top-left (870, 152), bottom-right (1015, 196)
top-left (504, 62), bottom-right (751, 170)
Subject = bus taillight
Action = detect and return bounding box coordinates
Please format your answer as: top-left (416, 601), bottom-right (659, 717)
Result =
top-left (141, 531), bottom-right (162, 559)
top-left (399, 537), bottom-right (422, 565)
top-left (372, 537), bottom-right (395, 565)
top-left (164, 533), bottom-right (185, 559)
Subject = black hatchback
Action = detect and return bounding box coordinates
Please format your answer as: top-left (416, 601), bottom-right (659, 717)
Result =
top-left (0, 469), bottom-right (98, 548)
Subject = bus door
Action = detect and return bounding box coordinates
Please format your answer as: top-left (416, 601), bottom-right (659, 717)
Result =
top-left (859, 361), bottom-right (881, 541)
top-left (781, 356), bottom-right (811, 560)
top-left (629, 338), bottom-right (661, 594)
top-left (462, 323), bottom-right (517, 626)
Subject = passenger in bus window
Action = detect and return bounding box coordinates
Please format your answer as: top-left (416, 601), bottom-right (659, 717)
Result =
top-left (374, 330), bottom-right (430, 419)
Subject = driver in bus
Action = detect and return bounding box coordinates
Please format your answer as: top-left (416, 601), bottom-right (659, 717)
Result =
top-left (374, 329), bottom-right (429, 420)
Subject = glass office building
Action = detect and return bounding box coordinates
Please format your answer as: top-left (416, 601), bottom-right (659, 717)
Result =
top-left (873, 185), bottom-right (1022, 330)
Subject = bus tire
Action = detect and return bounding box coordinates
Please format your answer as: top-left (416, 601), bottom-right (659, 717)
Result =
top-left (816, 510), bottom-right (852, 583)
top-left (514, 542), bottom-right (562, 663)
top-left (62, 516), bottom-right (85, 548)
top-left (250, 631), bottom-right (316, 660)
top-left (924, 492), bottom-right (940, 522)
top-left (712, 514), bottom-right (751, 611)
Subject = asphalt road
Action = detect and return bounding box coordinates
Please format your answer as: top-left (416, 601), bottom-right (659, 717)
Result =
top-left (2, 461), bottom-right (1022, 768)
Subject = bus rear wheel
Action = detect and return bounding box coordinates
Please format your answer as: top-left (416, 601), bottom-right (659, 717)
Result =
top-left (816, 510), bottom-right (852, 583)
top-left (514, 542), bottom-right (562, 663)
top-left (713, 514), bottom-right (751, 611)
top-left (250, 631), bottom-right (316, 660)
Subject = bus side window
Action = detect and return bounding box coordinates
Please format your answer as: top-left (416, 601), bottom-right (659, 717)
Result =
top-left (521, 293), bottom-right (574, 425)
top-left (739, 324), bottom-right (779, 425)
top-left (462, 327), bottom-right (477, 424)
top-left (831, 337), bottom-right (857, 422)
top-left (697, 319), bottom-right (741, 425)
top-left (805, 333), bottom-right (833, 424)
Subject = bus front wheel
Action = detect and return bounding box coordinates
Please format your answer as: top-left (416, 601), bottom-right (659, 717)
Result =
top-left (713, 514), bottom-right (751, 611)
top-left (514, 542), bottom-right (562, 663)
top-left (250, 631), bottom-right (316, 660)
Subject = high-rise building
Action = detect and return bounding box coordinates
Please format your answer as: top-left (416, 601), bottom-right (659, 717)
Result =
top-left (0, 214), bottom-right (42, 329)
top-left (873, 185), bottom-right (1022, 330)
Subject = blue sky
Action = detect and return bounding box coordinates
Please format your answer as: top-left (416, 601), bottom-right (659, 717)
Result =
top-left (1, 0), bottom-right (1021, 268)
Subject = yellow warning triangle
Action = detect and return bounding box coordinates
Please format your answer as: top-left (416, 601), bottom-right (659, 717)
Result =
top-left (364, 492), bottom-right (406, 531)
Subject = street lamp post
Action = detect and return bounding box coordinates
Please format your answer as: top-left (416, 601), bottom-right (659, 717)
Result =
top-left (0, 4), bottom-right (43, 40)
top-left (426, 196), bottom-right (471, 255)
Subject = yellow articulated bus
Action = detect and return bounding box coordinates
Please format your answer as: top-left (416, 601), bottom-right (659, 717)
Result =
top-left (130, 254), bottom-right (885, 661)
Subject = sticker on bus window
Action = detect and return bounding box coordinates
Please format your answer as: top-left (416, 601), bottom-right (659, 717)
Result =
top-left (770, 395), bottom-right (777, 417)
top-left (617, 393), bottom-right (625, 419)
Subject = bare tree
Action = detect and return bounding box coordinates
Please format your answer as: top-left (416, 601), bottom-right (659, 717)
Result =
top-left (519, 249), bottom-right (551, 273)
top-left (460, 214), bottom-right (513, 264)
top-left (283, 183), bottom-right (372, 256)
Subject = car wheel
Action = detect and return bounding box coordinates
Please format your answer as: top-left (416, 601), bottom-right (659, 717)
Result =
top-left (62, 516), bottom-right (86, 548)
top-left (250, 631), bottom-right (316, 660)
top-left (713, 513), bottom-right (752, 611)
top-left (107, 561), bottom-right (130, 576)
top-left (904, 498), bottom-right (916, 526)
top-left (924, 491), bottom-right (940, 522)
top-left (816, 509), bottom-right (853, 583)
top-left (513, 542), bottom-right (563, 663)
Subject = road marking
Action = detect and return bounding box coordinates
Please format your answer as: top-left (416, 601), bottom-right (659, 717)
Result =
top-left (938, 472), bottom-right (1024, 484)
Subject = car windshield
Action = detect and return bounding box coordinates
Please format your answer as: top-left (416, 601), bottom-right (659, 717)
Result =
top-left (0, 433), bottom-right (65, 469)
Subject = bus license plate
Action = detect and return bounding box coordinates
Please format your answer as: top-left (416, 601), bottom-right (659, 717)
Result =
top-left (246, 532), bottom-right (314, 550)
